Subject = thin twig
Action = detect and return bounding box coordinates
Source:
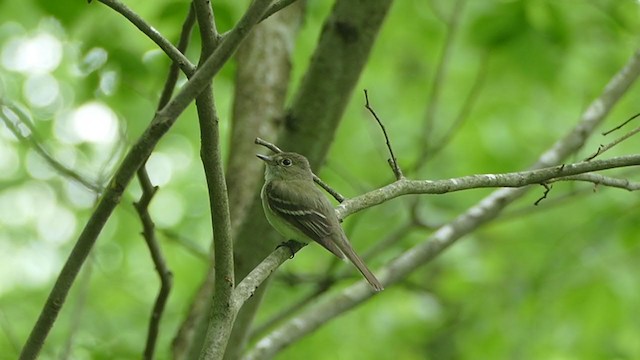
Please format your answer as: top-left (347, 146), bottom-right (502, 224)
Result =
top-left (603, 112), bottom-right (640, 135)
top-left (248, 285), bottom-right (329, 341)
top-left (160, 229), bottom-right (209, 260)
top-left (260, 0), bottom-right (299, 22)
top-left (244, 48), bottom-right (640, 360)
top-left (134, 169), bottom-right (174, 360)
top-left (0, 101), bottom-right (103, 193)
top-left (158, 4), bottom-right (197, 108)
top-left (255, 137), bottom-right (283, 153)
top-left (550, 173), bottom-right (640, 190)
top-left (0, 310), bottom-right (19, 356)
top-left (337, 154), bottom-right (640, 219)
top-left (96, 0), bottom-right (196, 75)
top-left (255, 137), bottom-right (346, 202)
top-left (363, 90), bottom-right (404, 180)
top-left (19, 0), bottom-right (273, 358)
top-left (584, 124), bottom-right (640, 161)
top-left (534, 183), bottom-right (552, 206)
top-left (135, 6), bottom-right (195, 356)
top-left (419, 0), bottom-right (467, 163)
top-left (425, 51), bottom-right (488, 162)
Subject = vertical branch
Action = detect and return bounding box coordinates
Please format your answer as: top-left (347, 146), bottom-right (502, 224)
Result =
top-left (363, 90), bottom-right (404, 180)
top-left (420, 0), bottom-right (467, 161)
top-left (134, 170), bottom-right (174, 360)
top-left (19, 0), bottom-right (272, 358)
top-left (133, 5), bottom-right (195, 359)
top-left (228, 1), bottom-right (394, 357)
top-left (190, 0), bottom-right (238, 359)
top-left (243, 48), bottom-right (640, 359)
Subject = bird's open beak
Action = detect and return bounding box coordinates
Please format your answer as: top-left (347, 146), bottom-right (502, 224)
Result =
top-left (256, 154), bottom-right (272, 162)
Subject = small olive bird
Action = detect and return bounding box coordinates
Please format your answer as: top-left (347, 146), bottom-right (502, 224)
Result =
top-left (257, 152), bottom-right (383, 292)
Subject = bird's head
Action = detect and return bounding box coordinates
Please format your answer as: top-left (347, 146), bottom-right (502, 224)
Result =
top-left (257, 152), bottom-right (314, 182)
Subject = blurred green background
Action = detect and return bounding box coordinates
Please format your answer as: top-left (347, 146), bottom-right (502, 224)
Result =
top-left (1, 0), bottom-right (639, 359)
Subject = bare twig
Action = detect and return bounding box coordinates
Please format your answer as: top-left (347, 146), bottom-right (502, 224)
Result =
top-left (336, 154), bottom-right (640, 219)
top-left (0, 310), bottom-right (19, 356)
top-left (603, 112), bottom-right (640, 135)
top-left (158, 4), bottom-right (197, 107)
top-left (260, 0), bottom-right (299, 22)
top-left (255, 137), bottom-right (283, 153)
top-left (96, 0), bottom-right (196, 75)
top-left (255, 137), bottom-right (346, 203)
top-left (584, 124), bottom-right (640, 161)
top-left (426, 52), bottom-right (489, 162)
top-left (134, 169), bottom-right (174, 360)
top-left (534, 183), bottom-right (552, 206)
top-left (243, 48), bottom-right (640, 360)
top-left (19, 0), bottom-right (274, 358)
top-left (364, 90), bottom-right (404, 180)
top-left (551, 173), bottom-right (640, 191)
top-left (161, 229), bottom-right (209, 260)
top-left (134, 5), bottom-right (196, 356)
top-left (419, 0), bottom-right (467, 163)
top-left (0, 101), bottom-right (103, 193)
top-left (248, 285), bottom-right (330, 341)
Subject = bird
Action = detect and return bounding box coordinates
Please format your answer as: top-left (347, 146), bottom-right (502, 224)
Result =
top-left (257, 151), bottom-right (383, 292)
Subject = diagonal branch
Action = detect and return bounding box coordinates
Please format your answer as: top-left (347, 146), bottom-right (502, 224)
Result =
top-left (133, 7), bottom-right (196, 355)
top-left (96, 0), bottom-right (196, 75)
top-left (243, 48), bottom-right (640, 359)
top-left (0, 101), bottom-right (102, 193)
top-left (19, 1), bottom-right (275, 359)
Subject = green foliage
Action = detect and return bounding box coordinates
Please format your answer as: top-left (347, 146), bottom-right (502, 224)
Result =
top-left (1, 0), bottom-right (639, 359)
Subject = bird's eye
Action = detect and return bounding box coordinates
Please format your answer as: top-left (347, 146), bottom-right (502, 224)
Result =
top-left (281, 158), bottom-right (292, 166)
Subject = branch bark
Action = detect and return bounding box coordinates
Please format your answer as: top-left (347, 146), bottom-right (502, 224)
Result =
top-left (19, 1), bottom-right (274, 358)
top-left (227, 1), bottom-right (394, 355)
top-left (242, 48), bottom-right (640, 359)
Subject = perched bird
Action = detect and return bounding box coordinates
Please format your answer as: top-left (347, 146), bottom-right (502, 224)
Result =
top-left (257, 151), bottom-right (383, 292)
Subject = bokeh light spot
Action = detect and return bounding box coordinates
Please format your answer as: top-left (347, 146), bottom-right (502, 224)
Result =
top-left (71, 102), bottom-right (118, 144)
top-left (1, 32), bottom-right (62, 74)
top-left (23, 73), bottom-right (60, 108)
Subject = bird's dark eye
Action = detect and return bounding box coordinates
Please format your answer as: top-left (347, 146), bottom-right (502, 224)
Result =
top-left (281, 158), bottom-right (292, 166)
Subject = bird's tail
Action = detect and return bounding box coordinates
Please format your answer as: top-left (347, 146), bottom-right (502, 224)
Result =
top-left (336, 234), bottom-right (384, 292)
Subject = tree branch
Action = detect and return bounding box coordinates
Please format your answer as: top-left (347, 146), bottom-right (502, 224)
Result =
top-left (19, 1), bottom-right (274, 358)
top-left (134, 170), bottom-right (173, 360)
top-left (419, 0), bottom-right (467, 163)
top-left (337, 154), bottom-right (640, 219)
top-left (96, 0), bottom-right (196, 75)
top-left (242, 48), bottom-right (640, 359)
top-left (0, 101), bottom-right (102, 193)
top-left (551, 173), bottom-right (640, 191)
top-left (364, 90), bottom-right (404, 180)
top-left (189, 0), bottom-right (236, 358)
top-left (233, 242), bottom-right (306, 308)
top-left (260, 0), bottom-right (299, 22)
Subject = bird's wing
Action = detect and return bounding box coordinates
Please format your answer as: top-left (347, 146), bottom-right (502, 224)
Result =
top-left (265, 180), bottom-right (345, 259)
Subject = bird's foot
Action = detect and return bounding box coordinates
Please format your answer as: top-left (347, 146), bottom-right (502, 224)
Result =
top-left (276, 240), bottom-right (306, 259)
